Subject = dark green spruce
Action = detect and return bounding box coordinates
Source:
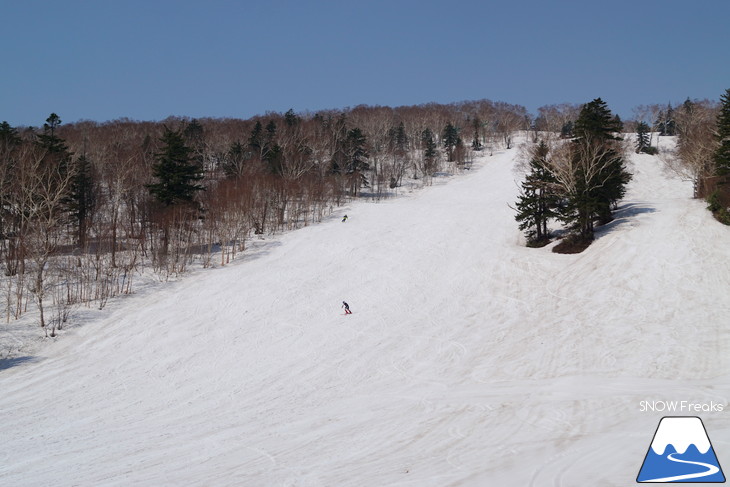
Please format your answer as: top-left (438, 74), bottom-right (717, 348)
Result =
top-left (147, 128), bottom-right (204, 207)
top-left (562, 98), bottom-right (631, 241)
top-left (713, 88), bottom-right (730, 176)
top-left (636, 122), bottom-right (651, 154)
top-left (514, 141), bottom-right (560, 245)
top-left (442, 122), bottom-right (460, 162)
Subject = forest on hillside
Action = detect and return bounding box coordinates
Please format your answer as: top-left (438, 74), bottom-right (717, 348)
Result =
top-left (1, 93), bottom-right (728, 335)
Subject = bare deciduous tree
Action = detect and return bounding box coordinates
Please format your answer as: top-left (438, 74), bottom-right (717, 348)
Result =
top-left (668, 99), bottom-right (720, 197)
top-left (13, 143), bottom-right (77, 330)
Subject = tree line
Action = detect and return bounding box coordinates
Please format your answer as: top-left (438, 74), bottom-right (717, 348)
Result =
top-left (630, 92), bottom-right (730, 223)
top-left (515, 90), bottom-right (730, 251)
top-left (0, 99), bottom-right (529, 333)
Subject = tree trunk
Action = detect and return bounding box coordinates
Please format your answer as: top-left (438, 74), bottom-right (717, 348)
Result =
top-left (35, 266), bottom-right (46, 329)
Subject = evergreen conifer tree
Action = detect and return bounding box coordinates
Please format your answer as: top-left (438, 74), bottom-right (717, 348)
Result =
top-left (68, 153), bottom-right (96, 247)
top-left (713, 88), bottom-right (730, 176)
top-left (0, 122), bottom-right (21, 256)
top-left (345, 128), bottom-right (369, 173)
top-left (34, 114), bottom-right (75, 225)
top-left (665, 105), bottom-right (676, 136)
top-left (561, 99), bottom-right (631, 241)
top-left (266, 142), bottom-right (283, 175)
top-left (260, 120), bottom-right (281, 174)
top-left (573, 99), bottom-right (622, 140)
top-left (442, 123), bottom-right (460, 162)
top-left (248, 121), bottom-right (264, 159)
top-left (471, 117), bottom-right (483, 151)
top-left (560, 121), bottom-right (574, 139)
top-left (390, 122), bottom-right (408, 155)
top-left (636, 122), bottom-right (651, 153)
top-left (37, 113), bottom-right (73, 179)
top-left (658, 104), bottom-right (676, 136)
top-left (147, 128), bottom-right (204, 207)
top-left (422, 128), bottom-right (437, 176)
top-left (422, 129), bottom-right (436, 156)
top-left (284, 109), bottom-right (300, 127)
top-left (246, 120), bottom-right (282, 173)
top-left (183, 119), bottom-right (204, 148)
top-left (265, 120), bottom-right (277, 142)
top-left (612, 114), bottom-right (624, 133)
top-left (343, 127), bottom-right (370, 195)
top-left (43, 113), bottom-right (61, 137)
top-left (514, 141), bottom-right (559, 245)
top-left (0, 121), bottom-right (20, 149)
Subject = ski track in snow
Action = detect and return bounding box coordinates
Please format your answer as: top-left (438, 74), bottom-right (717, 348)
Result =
top-left (2, 137), bottom-right (730, 486)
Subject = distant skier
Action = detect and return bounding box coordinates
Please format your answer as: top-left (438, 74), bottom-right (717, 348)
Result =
top-left (342, 301), bottom-right (352, 314)
top-left (342, 214), bottom-right (348, 222)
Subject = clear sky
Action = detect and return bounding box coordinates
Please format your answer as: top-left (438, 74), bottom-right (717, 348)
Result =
top-left (2, 0), bottom-right (728, 126)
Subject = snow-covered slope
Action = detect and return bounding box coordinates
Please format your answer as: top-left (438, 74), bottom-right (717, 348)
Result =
top-left (2, 140), bottom-right (730, 486)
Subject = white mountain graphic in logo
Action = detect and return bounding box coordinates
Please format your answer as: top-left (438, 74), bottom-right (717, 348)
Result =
top-left (637, 416), bottom-right (725, 483)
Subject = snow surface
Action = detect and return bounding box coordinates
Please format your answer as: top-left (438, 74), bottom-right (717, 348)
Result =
top-left (2, 138), bottom-right (730, 486)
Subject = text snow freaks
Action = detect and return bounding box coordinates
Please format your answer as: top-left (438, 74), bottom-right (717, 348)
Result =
top-left (639, 401), bottom-right (725, 413)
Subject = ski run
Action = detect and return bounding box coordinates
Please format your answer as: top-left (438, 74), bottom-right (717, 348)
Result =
top-left (2, 135), bottom-right (730, 486)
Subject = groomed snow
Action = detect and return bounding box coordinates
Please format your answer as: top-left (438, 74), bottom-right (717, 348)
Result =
top-left (2, 138), bottom-right (730, 486)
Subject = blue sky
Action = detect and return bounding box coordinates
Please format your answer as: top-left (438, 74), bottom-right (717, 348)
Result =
top-left (2, 0), bottom-right (728, 126)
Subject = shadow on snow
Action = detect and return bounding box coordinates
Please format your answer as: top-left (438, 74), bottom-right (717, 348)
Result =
top-left (0, 356), bottom-right (40, 371)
